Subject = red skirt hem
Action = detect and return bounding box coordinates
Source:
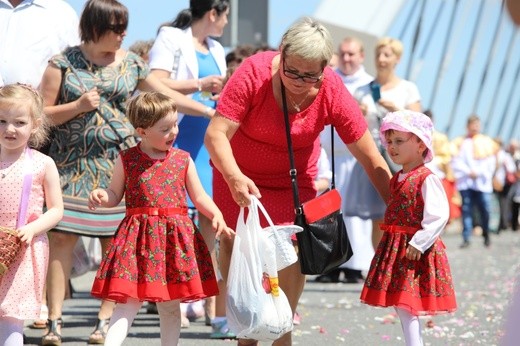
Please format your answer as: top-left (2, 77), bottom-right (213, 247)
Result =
top-left (91, 277), bottom-right (219, 304)
top-left (360, 286), bottom-right (457, 316)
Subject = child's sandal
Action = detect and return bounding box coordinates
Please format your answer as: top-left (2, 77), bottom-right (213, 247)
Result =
top-left (31, 304), bottom-right (49, 329)
top-left (88, 318), bottom-right (110, 345)
top-left (41, 318), bottom-right (63, 346)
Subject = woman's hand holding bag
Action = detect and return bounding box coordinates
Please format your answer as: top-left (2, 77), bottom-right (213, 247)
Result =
top-left (226, 196), bottom-right (294, 341)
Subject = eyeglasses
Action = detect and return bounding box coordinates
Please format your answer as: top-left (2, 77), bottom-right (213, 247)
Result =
top-left (282, 60), bottom-right (322, 84)
top-left (108, 23), bottom-right (127, 35)
top-left (386, 135), bottom-right (414, 147)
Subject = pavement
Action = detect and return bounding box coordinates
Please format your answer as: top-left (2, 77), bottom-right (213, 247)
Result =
top-left (23, 221), bottom-right (520, 346)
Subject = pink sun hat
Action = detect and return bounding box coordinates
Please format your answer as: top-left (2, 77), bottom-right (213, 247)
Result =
top-left (379, 110), bottom-right (434, 163)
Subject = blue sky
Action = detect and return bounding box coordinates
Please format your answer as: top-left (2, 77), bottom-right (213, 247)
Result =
top-left (66, 0), bottom-right (321, 49)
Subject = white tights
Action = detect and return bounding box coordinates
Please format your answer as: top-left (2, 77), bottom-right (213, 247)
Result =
top-left (104, 299), bottom-right (182, 346)
top-left (395, 307), bottom-right (424, 346)
top-left (0, 317), bottom-right (24, 346)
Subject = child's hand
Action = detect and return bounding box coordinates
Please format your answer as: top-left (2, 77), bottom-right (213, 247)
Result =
top-left (88, 189), bottom-right (108, 210)
top-left (406, 245), bottom-right (422, 261)
top-left (212, 215), bottom-right (235, 239)
top-left (17, 226), bottom-right (35, 244)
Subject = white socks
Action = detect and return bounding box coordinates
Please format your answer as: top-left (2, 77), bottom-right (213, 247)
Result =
top-left (156, 300), bottom-right (181, 346)
top-left (104, 299), bottom-right (141, 346)
top-left (395, 307), bottom-right (424, 346)
top-left (0, 317), bottom-right (24, 346)
top-left (104, 299), bottom-right (182, 346)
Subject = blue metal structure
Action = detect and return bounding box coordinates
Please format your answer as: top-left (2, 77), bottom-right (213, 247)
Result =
top-left (387, 0), bottom-right (519, 141)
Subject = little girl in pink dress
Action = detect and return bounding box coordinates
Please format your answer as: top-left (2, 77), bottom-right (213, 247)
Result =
top-left (0, 84), bottom-right (63, 344)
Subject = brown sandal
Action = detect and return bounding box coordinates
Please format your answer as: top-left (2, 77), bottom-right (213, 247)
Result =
top-left (88, 318), bottom-right (110, 344)
top-left (41, 318), bottom-right (63, 346)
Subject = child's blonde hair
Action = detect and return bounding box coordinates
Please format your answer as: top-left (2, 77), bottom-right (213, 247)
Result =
top-left (126, 92), bottom-right (178, 129)
top-left (0, 84), bottom-right (50, 148)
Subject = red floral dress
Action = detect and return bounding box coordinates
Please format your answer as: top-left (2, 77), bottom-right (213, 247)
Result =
top-left (91, 145), bottom-right (218, 303)
top-left (360, 165), bottom-right (457, 315)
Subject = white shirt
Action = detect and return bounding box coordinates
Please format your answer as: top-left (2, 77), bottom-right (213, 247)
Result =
top-left (404, 173), bottom-right (450, 253)
top-left (335, 66), bottom-right (373, 94)
top-left (0, 0), bottom-right (79, 87)
top-left (451, 137), bottom-right (496, 193)
top-left (148, 26), bottom-right (226, 122)
top-left (495, 149), bottom-right (517, 184)
top-left (316, 147), bottom-right (332, 182)
top-left (355, 79), bottom-right (421, 142)
top-left (320, 66), bottom-right (373, 170)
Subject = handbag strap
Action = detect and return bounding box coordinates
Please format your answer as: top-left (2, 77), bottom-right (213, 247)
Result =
top-left (281, 84), bottom-right (336, 215)
top-left (63, 56), bottom-right (128, 145)
top-left (17, 147), bottom-right (34, 229)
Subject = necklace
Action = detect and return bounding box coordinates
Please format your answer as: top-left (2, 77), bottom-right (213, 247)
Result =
top-left (0, 152), bottom-right (24, 179)
top-left (287, 92), bottom-right (309, 112)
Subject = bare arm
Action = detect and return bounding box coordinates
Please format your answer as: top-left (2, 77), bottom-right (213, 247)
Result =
top-left (204, 113), bottom-right (261, 204)
top-left (138, 73), bottom-right (215, 118)
top-left (18, 159), bottom-right (64, 243)
top-left (185, 158), bottom-right (234, 238)
top-left (406, 101), bottom-right (422, 112)
top-left (378, 99), bottom-right (422, 113)
top-left (39, 63), bottom-right (100, 126)
top-left (151, 69), bottom-right (224, 95)
top-left (88, 155), bottom-right (125, 209)
top-left (347, 130), bottom-right (392, 203)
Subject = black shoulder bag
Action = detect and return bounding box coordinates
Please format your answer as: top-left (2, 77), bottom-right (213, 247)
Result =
top-left (281, 84), bottom-right (353, 275)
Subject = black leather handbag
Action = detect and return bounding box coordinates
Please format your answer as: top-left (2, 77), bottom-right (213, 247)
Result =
top-left (281, 84), bottom-right (353, 275)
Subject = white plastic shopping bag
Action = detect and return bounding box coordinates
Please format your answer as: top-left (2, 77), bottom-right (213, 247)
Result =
top-left (71, 237), bottom-right (103, 278)
top-left (88, 237), bottom-right (102, 267)
top-left (226, 196), bottom-right (294, 341)
top-left (256, 202), bottom-right (302, 271)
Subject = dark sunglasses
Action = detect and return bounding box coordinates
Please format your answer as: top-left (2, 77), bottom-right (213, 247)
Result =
top-left (108, 23), bottom-right (127, 35)
top-left (282, 60), bottom-right (322, 84)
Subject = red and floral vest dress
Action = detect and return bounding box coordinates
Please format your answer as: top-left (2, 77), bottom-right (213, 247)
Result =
top-left (91, 145), bottom-right (218, 303)
top-left (360, 165), bottom-right (457, 315)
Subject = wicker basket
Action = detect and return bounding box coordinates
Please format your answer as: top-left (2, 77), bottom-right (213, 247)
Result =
top-left (0, 226), bottom-right (22, 275)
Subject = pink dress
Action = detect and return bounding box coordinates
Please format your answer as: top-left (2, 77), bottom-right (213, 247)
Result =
top-left (0, 149), bottom-right (51, 319)
top-left (214, 51), bottom-right (367, 228)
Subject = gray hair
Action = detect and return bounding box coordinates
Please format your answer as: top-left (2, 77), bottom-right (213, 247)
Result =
top-left (280, 17), bottom-right (333, 68)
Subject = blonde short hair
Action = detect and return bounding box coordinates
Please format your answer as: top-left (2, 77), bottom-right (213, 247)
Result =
top-left (0, 84), bottom-right (49, 149)
top-left (126, 92), bottom-right (177, 129)
top-left (376, 37), bottom-right (404, 58)
top-left (280, 17), bottom-right (333, 68)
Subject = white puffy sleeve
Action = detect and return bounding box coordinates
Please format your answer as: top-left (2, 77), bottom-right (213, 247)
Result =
top-left (409, 174), bottom-right (449, 253)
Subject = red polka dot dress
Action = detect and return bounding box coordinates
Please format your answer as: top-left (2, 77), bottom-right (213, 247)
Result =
top-left (213, 51), bottom-right (367, 228)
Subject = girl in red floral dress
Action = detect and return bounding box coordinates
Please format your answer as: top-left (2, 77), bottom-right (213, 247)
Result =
top-left (360, 111), bottom-right (457, 346)
top-left (88, 92), bottom-right (234, 345)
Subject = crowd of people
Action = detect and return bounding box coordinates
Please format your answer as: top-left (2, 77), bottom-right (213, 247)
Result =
top-left (1, 0), bottom-right (520, 345)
